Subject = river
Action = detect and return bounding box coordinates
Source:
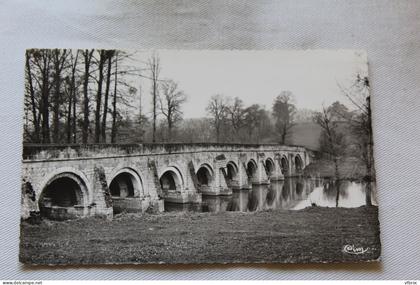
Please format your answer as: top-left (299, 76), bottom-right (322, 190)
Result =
top-left (164, 178), bottom-right (378, 213)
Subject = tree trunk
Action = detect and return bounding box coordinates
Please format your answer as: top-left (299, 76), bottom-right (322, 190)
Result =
top-left (66, 86), bottom-right (72, 143)
top-left (216, 122), bottom-right (220, 143)
top-left (167, 111), bottom-right (172, 142)
top-left (334, 157), bottom-right (340, 207)
top-left (72, 91), bottom-right (77, 143)
top-left (365, 96), bottom-right (373, 206)
top-left (281, 131), bottom-right (286, 145)
top-left (149, 55), bottom-right (160, 143)
top-left (52, 50), bottom-right (62, 143)
top-left (82, 49), bottom-right (93, 143)
top-left (41, 55), bottom-right (50, 143)
top-left (94, 50), bottom-right (105, 143)
top-left (72, 58), bottom-right (78, 143)
top-left (101, 52), bottom-right (113, 143)
top-left (152, 78), bottom-right (157, 143)
top-left (67, 51), bottom-right (78, 143)
top-left (25, 51), bottom-right (40, 142)
top-left (111, 53), bottom-right (118, 143)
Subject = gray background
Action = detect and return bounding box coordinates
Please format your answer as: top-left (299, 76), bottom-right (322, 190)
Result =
top-left (1, 0), bottom-right (419, 280)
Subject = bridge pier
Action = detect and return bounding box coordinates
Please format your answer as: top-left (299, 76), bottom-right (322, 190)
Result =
top-left (270, 156), bottom-right (285, 181)
top-left (235, 162), bottom-right (252, 189)
top-left (162, 191), bottom-right (202, 204)
top-left (201, 158), bottom-right (232, 196)
top-left (111, 196), bottom-right (164, 214)
top-left (252, 160), bottom-right (270, 185)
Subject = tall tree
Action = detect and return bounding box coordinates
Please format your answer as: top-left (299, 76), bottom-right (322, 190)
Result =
top-left (94, 50), bottom-right (106, 143)
top-left (111, 52), bottom-right (119, 143)
top-left (313, 103), bottom-right (347, 207)
top-left (71, 51), bottom-right (79, 143)
top-left (148, 53), bottom-right (161, 143)
top-left (206, 94), bottom-right (229, 143)
top-left (65, 50), bottom-right (79, 143)
top-left (272, 91), bottom-right (296, 144)
top-left (52, 49), bottom-right (68, 143)
top-left (101, 50), bottom-right (115, 142)
top-left (82, 49), bottom-right (94, 143)
top-left (339, 73), bottom-right (374, 205)
top-left (23, 48), bottom-right (141, 144)
top-left (244, 104), bottom-right (271, 143)
top-left (159, 79), bottom-right (187, 141)
top-left (33, 50), bottom-right (53, 143)
top-left (25, 49), bottom-right (40, 142)
top-left (227, 97), bottom-right (246, 142)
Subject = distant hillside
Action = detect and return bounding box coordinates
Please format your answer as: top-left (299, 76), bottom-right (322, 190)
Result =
top-left (290, 122), bottom-right (322, 150)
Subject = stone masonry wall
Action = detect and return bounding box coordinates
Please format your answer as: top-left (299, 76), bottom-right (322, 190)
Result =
top-left (21, 144), bottom-right (308, 219)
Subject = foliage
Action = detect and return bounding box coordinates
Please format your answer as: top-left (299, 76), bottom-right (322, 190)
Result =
top-left (313, 102), bottom-right (348, 160)
top-left (272, 91), bottom-right (296, 144)
top-left (205, 94), bottom-right (230, 143)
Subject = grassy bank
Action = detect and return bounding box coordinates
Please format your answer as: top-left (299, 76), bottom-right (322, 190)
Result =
top-left (304, 157), bottom-right (372, 181)
top-left (20, 206), bottom-right (380, 265)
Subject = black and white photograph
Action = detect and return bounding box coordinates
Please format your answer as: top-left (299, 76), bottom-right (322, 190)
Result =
top-left (19, 49), bottom-right (380, 265)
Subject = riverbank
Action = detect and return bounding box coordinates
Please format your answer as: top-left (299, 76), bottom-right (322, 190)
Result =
top-left (20, 206), bottom-right (381, 265)
top-left (304, 157), bottom-right (373, 181)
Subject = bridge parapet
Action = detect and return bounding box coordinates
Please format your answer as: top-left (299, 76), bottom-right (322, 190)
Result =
top-left (22, 143), bottom-right (308, 161)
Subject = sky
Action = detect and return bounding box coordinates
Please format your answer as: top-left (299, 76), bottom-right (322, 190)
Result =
top-left (131, 50), bottom-right (368, 119)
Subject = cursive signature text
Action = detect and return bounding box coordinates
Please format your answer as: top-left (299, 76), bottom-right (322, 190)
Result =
top-left (343, 244), bottom-right (369, 255)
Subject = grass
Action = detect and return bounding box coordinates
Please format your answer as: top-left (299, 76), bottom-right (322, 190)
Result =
top-left (20, 206), bottom-right (381, 265)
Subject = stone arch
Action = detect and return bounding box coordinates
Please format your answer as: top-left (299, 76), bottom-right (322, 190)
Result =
top-left (226, 161), bottom-right (239, 180)
top-left (295, 154), bottom-right (303, 173)
top-left (38, 167), bottom-right (91, 204)
top-left (265, 157), bottom-right (276, 176)
top-left (280, 155), bottom-right (289, 175)
top-left (196, 163), bottom-right (214, 187)
top-left (247, 159), bottom-right (258, 178)
top-left (38, 172), bottom-right (89, 220)
top-left (159, 166), bottom-right (184, 194)
top-left (108, 167), bottom-right (144, 198)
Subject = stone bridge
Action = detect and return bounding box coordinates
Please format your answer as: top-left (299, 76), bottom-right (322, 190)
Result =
top-left (20, 143), bottom-right (310, 220)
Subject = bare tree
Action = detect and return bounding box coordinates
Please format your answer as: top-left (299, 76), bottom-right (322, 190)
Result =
top-left (159, 79), bottom-right (187, 141)
top-left (339, 73), bottom-right (374, 206)
top-left (111, 52), bottom-right (119, 143)
top-left (148, 53), bottom-right (161, 143)
top-left (272, 91), bottom-right (296, 144)
top-left (25, 50), bottom-right (40, 142)
top-left (82, 49), bottom-right (94, 143)
top-left (31, 50), bottom-right (53, 143)
top-left (52, 49), bottom-right (68, 143)
top-left (101, 50), bottom-right (115, 142)
top-left (313, 103), bottom-right (347, 207)
top-left (206, 94), bottom-right (229, 143)
top-left (23, 48), bottom-right (141, 145)
top-left (108, 51), bottom-right (141, 143)
top-left (227, 97), bottom-right (246, 142)
top-left (66, 50), bottom-right (79, 143)
top-left (94, 50), bottom-right (106, 143)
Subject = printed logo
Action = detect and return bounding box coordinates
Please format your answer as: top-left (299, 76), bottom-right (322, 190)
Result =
top-left (343, 244), bottom-right (369, 255)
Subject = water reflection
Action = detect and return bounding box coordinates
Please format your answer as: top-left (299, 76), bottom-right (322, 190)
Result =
top-left (164, 178), bottom-right (378, 213)
top-left (293, 180), bottom-right (378, 210)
